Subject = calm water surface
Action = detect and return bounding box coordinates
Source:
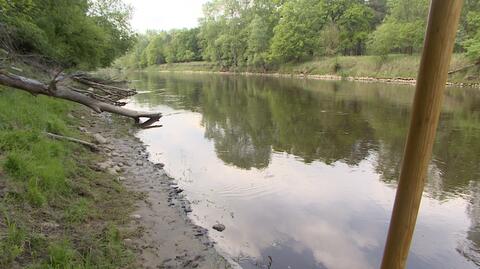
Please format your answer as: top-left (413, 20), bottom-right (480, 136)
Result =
top-left (127, 72), bottom-right (480, 269)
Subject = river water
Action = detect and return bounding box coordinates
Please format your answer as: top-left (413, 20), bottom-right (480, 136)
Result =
top-left (127, 72), bottom-right (480, 269)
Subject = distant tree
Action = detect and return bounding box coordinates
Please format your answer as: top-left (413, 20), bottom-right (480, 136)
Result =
top-left (318, 22), bottom-right (341, 56)
top-left (367, 0), bottom-right (388, 25)
top-left (464, 13), bottom-right (480, 61)
top-left (368, 0), bottom-right (429, 55)
top-left (198, 0), bottom-right (250, 67)
top-left (460, 0), bottom-right (480, 60)
top-left (245, 0), bottom-right (279, 68)
top-left (336, 3), bottom-right (375, 55)
top-left (117, 0), bottom-right (480, 69)
top-left (145, 32), bottom-right (168, 65)
top-left (165, 28), bottom-right (201, 63)
top-left (270, 0), bottom-right (326, 62)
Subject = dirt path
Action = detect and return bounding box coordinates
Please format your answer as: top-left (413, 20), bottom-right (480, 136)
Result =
top-left (85, 112), bottom-right (235, 269)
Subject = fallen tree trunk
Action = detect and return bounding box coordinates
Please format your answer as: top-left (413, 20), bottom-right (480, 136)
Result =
top-left (0, 70), bottom-right (162, 128)
top-left (70, 72), bottom-right (137, 102)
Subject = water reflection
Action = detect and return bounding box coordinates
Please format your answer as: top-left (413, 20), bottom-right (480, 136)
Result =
top-left (128, 72), bottom-right (480, 269)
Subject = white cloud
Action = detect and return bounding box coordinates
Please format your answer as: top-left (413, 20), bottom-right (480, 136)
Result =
top-left (124, 0), bottom-right (210, 32)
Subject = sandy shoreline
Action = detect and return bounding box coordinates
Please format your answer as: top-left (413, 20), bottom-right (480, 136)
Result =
top-left (84, 111), bottom-right (235, 269)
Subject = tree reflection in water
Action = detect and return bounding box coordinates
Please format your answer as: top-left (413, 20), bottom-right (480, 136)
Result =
top-left (130, 72), bottom-right (480, 268)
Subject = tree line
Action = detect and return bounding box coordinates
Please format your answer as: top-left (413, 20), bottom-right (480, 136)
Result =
top-left (120, 0), bottom-right (480, 70)
top-left (0, 0), bottom-right (135, 69)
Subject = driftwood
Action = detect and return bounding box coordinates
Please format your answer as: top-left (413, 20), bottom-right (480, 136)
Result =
top-left (448, 60), bottom-right (480, 74)
top-left (45, 132), bottom-right (100, 152)
top-left (70, 72), bottom-right (136, 105)
top-left (0, 70), bottom-right (162, 128)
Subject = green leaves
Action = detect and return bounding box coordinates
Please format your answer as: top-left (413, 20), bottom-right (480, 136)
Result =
top-left (1, 0), bottom-right (135, 69)
top-left (119, 0), bottom-right (480, 69)
top-left (271, 0), bottom-right (326, 62)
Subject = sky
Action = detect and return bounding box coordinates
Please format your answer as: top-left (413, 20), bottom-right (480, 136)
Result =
top-left (124, 0), bottom-right (210, 32)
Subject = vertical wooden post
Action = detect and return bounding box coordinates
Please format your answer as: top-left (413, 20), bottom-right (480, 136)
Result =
top-left (380, 1), bottom-right (464, 269)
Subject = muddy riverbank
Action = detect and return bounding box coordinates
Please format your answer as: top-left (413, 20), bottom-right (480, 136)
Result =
top-left (84, 111), bottom-right (235, 269)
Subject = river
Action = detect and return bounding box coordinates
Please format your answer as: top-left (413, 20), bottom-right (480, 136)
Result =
top-left (126, 72), bottom-right (480, 269)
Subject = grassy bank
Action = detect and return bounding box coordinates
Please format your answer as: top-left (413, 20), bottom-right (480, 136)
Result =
top-left (144, 54), bottom-right (479, 84)
top-left (0, 69), bottom-right (135, 268)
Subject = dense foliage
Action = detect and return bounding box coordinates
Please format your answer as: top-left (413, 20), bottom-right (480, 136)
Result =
top-left (120, 0), bottom-right (480, 69)
top-left (0, 0), bottom-right (135, 69)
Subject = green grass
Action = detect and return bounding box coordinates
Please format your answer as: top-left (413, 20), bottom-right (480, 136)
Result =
top-left (276, 54), bottom-right (474, 81)
top-left (0, 83), bottom-right (135, 268)
top-left (145, 61), bottom-right (220, 73)
top-left (0, 215), bottom-right (27, 266)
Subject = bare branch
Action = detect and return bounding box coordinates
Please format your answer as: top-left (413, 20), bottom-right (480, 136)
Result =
top-left (448, 61), bottom-right (480, 74)
top-left (45, 132), bottom-right (100, 152)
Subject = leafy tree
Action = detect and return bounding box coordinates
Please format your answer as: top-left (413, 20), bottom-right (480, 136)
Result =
top-left (0, 0), bottom-right (135, 69)
top-left (318, 22), bottom-right (341, 56)
top-left (0, 0), bottom-right (49, 54)
top-left (245, 0), bottom-right (279, 68)
top-left (460, 0), bottom-right (480, 60)
top-left (199, 0), bottom-right (251, 67)
top-left (270, 0), bottom-right (326, 62)
top-left (119, 0), bottom-right (480, 68)
top-left (246, 15), bottom-right (273, 67)
top-left (165, 28), bottom-right (201, 63)
top-left (89, 0), bottom-right (136, 66)
top-left (367, 0), bottom-right (388, 25)
top-left (368, 0), bottom-right (429, 55)
top-left (145, 32), bottom-right (169, 65)
top-left (336, 3), bottom-right (374, 55)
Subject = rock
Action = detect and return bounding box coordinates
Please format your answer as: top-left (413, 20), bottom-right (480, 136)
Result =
top-left (117, 176), bottom-right (126, 182)
top-left (131, 214), bottom-right (142, 220)
top-left (113, 165), bottom-right (122, 173)
top-left (123, 238), bottom-right (135, 248)
top-left (107, 167), bottom-right (117, 175)
top-left (78, 127), bottom-right (88, 133)
top-left (154, 163), bottom-right (165, 169)
top-left (98, 161), bottom-right (112, 171)
top-left (41, 222), bottom-right (60, 230)
top-left (212, 223), bottom-right (225, 232)
top-left (93, 134), bottom-right (107, 144)
top-left (136, 161), bottom-right (144, 166)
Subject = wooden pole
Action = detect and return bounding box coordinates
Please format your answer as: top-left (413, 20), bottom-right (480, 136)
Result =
top-left (380, 1), bottom-right (464, 269)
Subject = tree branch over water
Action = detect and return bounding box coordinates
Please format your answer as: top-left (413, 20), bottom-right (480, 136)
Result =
top-left (0, 70), bottom-right (162, 128)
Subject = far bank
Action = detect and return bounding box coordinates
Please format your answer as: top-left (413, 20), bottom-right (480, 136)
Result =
top-left (137, 54), bottom-right (480, 88)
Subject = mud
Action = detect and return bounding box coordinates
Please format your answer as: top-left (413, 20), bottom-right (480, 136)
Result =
top-left (85, 112), bottom-right (236, 269)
